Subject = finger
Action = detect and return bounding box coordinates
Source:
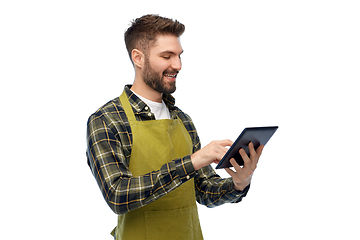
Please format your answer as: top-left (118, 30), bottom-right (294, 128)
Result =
top-left (247, 142), bottom-right (257, 169)
top-left (239, 148), bottom-right (251, 166)
top-left (248, 142), bottom-right (256, 159)
top-left (213, 140), bottom-right (233, 160)
top-left (256, 145), bottom-right (264, 156)
top-left (224, 167), bottom-right (236, 178)
top-left (218, 139), bottom-right (234, 147)
top-left (253, 145), bottom-right (264, 168)
top-left (229, 158), bottom-right (242, 172)
top-left (213, 145), bottom-right (230, 159)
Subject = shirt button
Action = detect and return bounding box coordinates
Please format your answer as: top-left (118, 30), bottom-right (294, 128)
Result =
top-left (186, 175), bottom-right (190, 180)
top-left (147, 113), bottom-right (152, 117)
top-left (144, 106), bottom-right (149, 110)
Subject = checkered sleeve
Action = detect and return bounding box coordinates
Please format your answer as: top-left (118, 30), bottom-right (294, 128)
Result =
top-left (86, 111), bottom-right (195, 215)
top-left (194, 165), bottom-right (250, 207)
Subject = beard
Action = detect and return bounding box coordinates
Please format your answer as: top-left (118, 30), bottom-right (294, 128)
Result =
top-left (142, 57), bottom-right (177, 94)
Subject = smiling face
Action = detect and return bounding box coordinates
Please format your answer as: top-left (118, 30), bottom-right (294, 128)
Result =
top-left (142, 34), bottom-right (183, 94)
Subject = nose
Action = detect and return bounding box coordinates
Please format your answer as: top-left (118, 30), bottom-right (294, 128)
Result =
top-left (171, 56), bottom-right (182, 71)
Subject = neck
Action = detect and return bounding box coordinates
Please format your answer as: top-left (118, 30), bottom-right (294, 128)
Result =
top-left (131, 75), bottom-right (163, 103)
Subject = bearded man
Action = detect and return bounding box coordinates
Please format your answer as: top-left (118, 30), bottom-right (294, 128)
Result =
top-left (86, 14), bottom-right (263, 240)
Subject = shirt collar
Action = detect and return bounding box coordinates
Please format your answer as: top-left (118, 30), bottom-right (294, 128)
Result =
top-left (124, 85), bottom-right (176, 112)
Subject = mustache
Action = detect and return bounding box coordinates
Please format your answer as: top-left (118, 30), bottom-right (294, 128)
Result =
top-left (163, 70), bottom-right (179, 74)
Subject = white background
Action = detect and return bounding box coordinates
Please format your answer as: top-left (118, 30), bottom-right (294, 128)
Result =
top-left (1, 0), bottom-right (359, 239)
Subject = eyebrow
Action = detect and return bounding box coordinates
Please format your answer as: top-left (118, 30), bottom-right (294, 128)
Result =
top-left (159, 50), bottom-right (184, 55)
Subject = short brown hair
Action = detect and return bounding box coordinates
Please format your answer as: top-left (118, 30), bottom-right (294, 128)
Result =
top-left (124, 14), bottom-right (185, 61)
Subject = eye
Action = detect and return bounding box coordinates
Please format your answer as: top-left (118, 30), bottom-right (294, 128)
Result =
top-left (163, 56), bottom-right (170, 59)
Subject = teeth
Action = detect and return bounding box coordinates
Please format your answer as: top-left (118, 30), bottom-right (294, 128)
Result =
top-left (164, 74), bottom-right (176, 77)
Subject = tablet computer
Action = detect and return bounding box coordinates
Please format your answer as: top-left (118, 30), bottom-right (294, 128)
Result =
top-left (215, 126), bottom-right (278, 169)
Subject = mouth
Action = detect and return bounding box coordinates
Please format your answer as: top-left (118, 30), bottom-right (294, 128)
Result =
top-left (163, 72), bottom-right (178, 81)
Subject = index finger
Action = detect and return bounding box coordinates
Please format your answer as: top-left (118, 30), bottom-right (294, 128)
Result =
top-left (218, 139), bottom-right (234, 147)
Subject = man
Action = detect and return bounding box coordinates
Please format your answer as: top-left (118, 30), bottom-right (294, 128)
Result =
top-left (86, 14), bottom-right (264, 240)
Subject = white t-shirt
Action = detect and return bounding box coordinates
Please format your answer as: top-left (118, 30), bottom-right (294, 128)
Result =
top-left (134, 92), bottom-right (171, 120)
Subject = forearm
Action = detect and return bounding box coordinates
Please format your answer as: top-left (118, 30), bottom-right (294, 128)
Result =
top-left (89, 152), bottom-right (196, 215)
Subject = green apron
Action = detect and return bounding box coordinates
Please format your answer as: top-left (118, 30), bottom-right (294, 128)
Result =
top-left (113, 91), bottom-right (203, 240)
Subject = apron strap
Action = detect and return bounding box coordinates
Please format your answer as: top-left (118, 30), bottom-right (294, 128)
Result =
top-left (119, 90), bottom-right (136, 122)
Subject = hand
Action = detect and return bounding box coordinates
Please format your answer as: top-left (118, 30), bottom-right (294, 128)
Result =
top-left (191, 140), bottom-right (233, 170)
top-left (225, 142), bottom-right (264, 191)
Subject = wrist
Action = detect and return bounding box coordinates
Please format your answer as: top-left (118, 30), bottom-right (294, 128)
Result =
top-left (234, 183), bottom-right (250, 193)
top-left (176, 155), bottom-right (196, 182)
top-left (233, 182), bottom-right (250, 192)
top-left (190, 152), bottom-right (201, 171)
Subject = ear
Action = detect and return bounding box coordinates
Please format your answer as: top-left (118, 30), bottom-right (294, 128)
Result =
top-left (131, 49), bottom-right (144, 69)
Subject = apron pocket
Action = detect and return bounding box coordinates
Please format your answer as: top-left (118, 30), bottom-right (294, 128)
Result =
top-left (144, 205), bottom-right (203, 240)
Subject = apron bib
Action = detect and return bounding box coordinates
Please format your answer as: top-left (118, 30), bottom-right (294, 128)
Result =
top-left (113, 91), bottom-right (203, 240)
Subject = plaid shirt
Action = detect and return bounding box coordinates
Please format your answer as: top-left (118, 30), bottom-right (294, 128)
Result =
top-left (86, 85), bottom-right (250, 215)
